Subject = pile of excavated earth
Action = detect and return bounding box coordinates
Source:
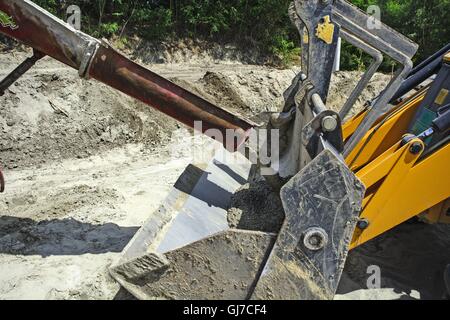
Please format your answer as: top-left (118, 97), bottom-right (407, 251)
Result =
top-left (0, 43), bottom-right (449, 300)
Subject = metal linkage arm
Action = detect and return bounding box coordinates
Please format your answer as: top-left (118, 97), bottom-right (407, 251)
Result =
top-left (331, 0), bottom-right (418, 157)
top-left (0, 49), bottom-right (45, 96)
top-left (338, 31), bottom-right (383, 120)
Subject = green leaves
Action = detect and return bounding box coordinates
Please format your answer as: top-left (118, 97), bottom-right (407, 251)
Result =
top-left (99, 22), bottom-right (119, 37)
top-left (32, 0), bottom-right (449, 70)
top-left (271, 36), bottom-right (301, 67)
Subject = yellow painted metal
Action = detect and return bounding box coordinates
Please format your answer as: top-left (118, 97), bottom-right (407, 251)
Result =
top-left (342, 88), bottom-right (428, 144)
top-left (444, 52), bottom-right (450, 63)
top-left (333, 54), bottom-right (450, 248)
top-left (315, 15), bottom-right (335, 45)
top-left (419, 199), bottom-right (450, 224)
top-left (345, 89), bottom-right (427, 170)
top-left (343, 74), bottom-right (449, 249)
top-left (342, 109), bottom-right (367, 141)
top-left (303, 27), bottom-right (309, 44)
top-left (356, 141), bottom-right (403, 189)
top-left (435, 88), bottom-right (449, 105)
top-left (350, 141), bottom-right (450, 248)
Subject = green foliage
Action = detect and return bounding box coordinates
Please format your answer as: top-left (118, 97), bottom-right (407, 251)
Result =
top-left (33, 0), bottom-right (58, 14)
top-left (340, 0), bottom-right (450, 71)
top-left (381, 0), bottom-right (450, 63)
top-left (29, 0), bottom-right (450, 70)
top-left (179, 1), bottom-right (237, 35)
top-left (98, 22), bottom-right (119, 37)
top-left (132, 7), bottom-right (173, 40)
top-left (341, 42), bottom-right (368, 72)
top-left (271, 36), bottom-right (301, 67)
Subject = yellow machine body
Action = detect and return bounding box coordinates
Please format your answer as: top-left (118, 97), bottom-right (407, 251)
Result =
top-left (344, 82), bottom-right (450, 249)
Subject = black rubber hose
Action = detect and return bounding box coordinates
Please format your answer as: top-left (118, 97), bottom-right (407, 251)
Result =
top-left (433, 104), bottom-right (450, 133)
top-left (390, 43), bottom-right (450, 103)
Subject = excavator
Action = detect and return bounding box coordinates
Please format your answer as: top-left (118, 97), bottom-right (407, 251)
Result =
top-left (0, 0), bottom-right (449, 300)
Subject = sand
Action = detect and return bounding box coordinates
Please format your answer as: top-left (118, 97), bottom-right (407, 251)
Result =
top-left (227, 178), bottom-right (285, 233)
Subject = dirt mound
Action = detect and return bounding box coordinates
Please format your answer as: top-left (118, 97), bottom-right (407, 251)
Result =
top-left (0, 215), bottom-right (137, 257)
top-left (200, 68), bottom-right (298, 116)
top-left (4, 184), bottom-right (121, 220)
top-left (329, 71), bottom-right (392, 117)
top-left (0, 55), bottom-right (178, 169)
top-left (199, 69), bottom-right (390, 119)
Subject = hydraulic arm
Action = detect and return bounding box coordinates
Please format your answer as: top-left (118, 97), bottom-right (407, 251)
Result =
top-left (0, 0), bottom-right (255, 149)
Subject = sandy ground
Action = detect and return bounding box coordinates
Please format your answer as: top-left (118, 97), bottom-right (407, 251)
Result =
top-left (0, 49), bottom-right (449, 300)
top-left (0, 143), bottom-right (191, 299)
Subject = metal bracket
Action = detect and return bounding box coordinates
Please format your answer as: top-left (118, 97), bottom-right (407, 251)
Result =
top-left (302, 93), bottom-right (344, 156)
top-left (251, 146), bottom-right (365, 299)
top-left (280, 0), bottom-right (418, 173)
top-left (331, 0), bottom-right (418, 157)
top-left (338, 30), bottom-right (383, 120)
top-left (78, 40), bottom-right (100, 79)
top-left (0, 49), bottom-right (45, 96)
top-left (302, 110), bottom-right (344, 155)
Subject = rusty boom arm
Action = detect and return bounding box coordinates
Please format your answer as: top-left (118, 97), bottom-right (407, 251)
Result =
top-left (0, 0), bottom-right (255, 149)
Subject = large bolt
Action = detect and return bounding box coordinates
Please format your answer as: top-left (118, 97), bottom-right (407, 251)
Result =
top-left (303, 227), bottom-right (328, 251)
top-left (409, 142), bottom-right (423, 155)
top-left (322, 116), bottom-right (338, 132)
top-left (357, 218), bottom-right (370, 230)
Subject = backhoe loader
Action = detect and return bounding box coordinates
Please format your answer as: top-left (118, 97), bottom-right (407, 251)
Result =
top-left (0, 0), bottom-right (448, 300)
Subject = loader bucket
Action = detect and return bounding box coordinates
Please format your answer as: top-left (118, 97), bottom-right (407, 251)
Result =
top-left (109, 149), bottom-right (275, 300)
top-left (110, 144), bottom-right (365, 300)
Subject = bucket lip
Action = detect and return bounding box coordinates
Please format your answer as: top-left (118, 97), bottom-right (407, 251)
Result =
top-left (109, 228), bottom-right (277, 300)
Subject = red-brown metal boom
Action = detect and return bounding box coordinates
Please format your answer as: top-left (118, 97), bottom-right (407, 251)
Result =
top-left (0, 0), bottom-right (255, 150)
